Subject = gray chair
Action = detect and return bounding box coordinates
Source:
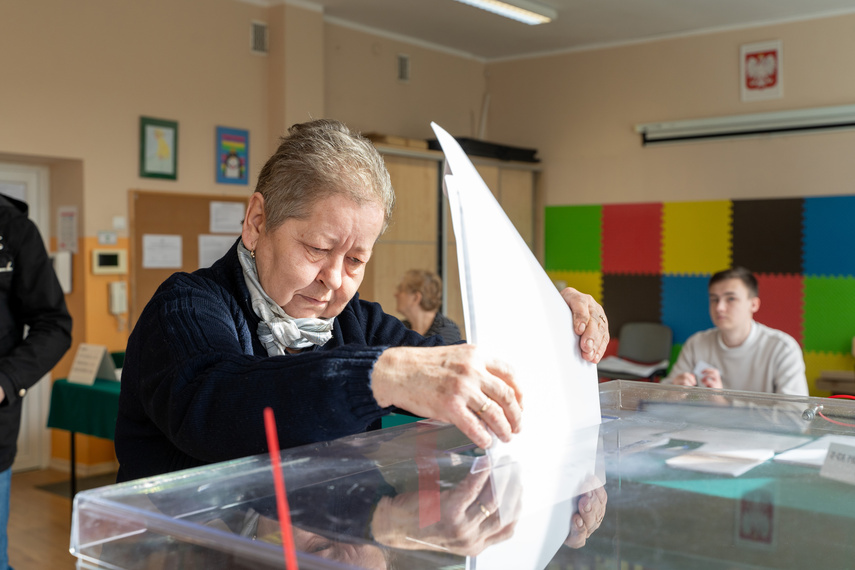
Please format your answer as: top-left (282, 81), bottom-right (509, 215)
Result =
top-left (597, 322), bottom-right (673, 381)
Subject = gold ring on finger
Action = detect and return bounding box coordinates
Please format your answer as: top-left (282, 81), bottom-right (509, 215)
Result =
top-left (477, 398), bottom-right (490, 414)
top-left (478, 502), bottom-right (491, 518)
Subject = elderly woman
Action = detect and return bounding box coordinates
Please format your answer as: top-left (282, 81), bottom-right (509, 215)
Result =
top-left (115, 119), bottom-right (609, 484)
top-left (395, 269), bottom-right (461, 344)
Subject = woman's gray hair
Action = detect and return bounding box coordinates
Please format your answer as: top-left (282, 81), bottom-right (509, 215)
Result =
top-left (255, 119), bottom-right (395, 233)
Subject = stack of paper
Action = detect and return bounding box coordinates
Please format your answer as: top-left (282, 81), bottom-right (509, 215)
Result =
top-left (666, 444), bottom-right (775, 477)
top-left (598, 355), bottom-right (670, 378)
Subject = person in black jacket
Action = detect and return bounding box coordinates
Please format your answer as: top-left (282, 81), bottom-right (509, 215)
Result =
top-left (0, 194), bottom-right (72, 569)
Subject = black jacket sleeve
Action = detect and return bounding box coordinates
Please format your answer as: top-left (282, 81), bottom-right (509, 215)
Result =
top-left (0, 213), bottom-right (72, 407)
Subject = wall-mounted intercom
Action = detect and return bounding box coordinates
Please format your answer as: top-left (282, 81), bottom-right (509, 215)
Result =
top-left (109, 281), bottom-right (128, 315)
top-left (92, 248), bottom-right (128, 275)
top-left (51, 250), bottom-right (72, 293)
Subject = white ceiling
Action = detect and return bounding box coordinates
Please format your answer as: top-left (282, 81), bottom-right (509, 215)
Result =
top-left (307, 0), bottom-right (855, 61)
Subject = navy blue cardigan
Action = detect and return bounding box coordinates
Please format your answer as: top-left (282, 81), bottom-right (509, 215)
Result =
top-left (116, 241), bottom-right (440, 482)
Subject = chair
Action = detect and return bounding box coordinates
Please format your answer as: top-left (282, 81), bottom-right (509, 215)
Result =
top-left (597, 322), bottom-right (673, 381)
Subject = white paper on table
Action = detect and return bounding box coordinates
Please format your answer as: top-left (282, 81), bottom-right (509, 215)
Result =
top-left (774, 434), bottom-right (855, 467)
top-left (598, 355), bottom-right (670, 378)
top-left (668, 427), bottom-right (810, 453)
top-left (666, 444), bottom-right (775, 477)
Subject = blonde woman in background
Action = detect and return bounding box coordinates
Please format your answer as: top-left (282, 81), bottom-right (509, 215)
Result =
top-left (395, 269), bottom-right (462, 344)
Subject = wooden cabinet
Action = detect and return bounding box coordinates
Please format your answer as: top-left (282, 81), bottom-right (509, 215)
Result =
top-left (360, 144), bottom-right (539, 340)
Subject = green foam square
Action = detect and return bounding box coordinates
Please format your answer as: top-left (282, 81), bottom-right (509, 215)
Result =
top-left (545, 205), bottom-right (602, 271)
top-left (803, 276), bottom-right (855, 353)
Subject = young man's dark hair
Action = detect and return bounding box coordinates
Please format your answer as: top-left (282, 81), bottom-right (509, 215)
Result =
top-left (709, 266), bottom-right (758, 298)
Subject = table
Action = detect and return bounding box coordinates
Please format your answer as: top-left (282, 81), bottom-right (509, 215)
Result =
top-left (46, 378), bottom-right (121, 497)
top-left (70, 381), bottom-right (855, 569)
top-left (815, 369), bottom-right (855, 395)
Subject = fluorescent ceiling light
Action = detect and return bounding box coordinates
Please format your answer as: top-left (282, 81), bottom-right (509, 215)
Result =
top-left (453, 0), bottom-right (557, 25)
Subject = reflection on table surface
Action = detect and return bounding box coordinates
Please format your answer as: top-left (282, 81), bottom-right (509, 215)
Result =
top-left (72, 382), bottom-right (855, 570)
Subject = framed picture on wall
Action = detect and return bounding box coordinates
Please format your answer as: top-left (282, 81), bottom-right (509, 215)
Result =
top-left (215, 126), bottom-right (249, 185)
top-left (140, 116), bottom-right (178, 180)
top-left (740, 40), bottom-right (783, 102)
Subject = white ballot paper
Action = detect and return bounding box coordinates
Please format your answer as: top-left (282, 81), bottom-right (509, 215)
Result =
top-left (430, 123), bottom-right (602, 570)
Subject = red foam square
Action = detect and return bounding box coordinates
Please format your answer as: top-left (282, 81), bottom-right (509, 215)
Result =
top-left (602, 203), bottom-right (662, 274)
top-left (754, 274), bottom-right (804, 345)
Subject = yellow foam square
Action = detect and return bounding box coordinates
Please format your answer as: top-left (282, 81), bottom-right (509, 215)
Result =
top-left (546, 270), bottom-right (603, 304)
top-left (662, 201), bottom-right (732, 274)
top-left (803, 351), bottom-right (855, 397)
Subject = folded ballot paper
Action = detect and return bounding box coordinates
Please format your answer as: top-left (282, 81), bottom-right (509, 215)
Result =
top-left (430, 123), bottom-right (602, 570)
top-left (431, 122), bottom-right (602, 443)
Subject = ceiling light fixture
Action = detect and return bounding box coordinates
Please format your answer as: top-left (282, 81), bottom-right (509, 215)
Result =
top-left (453, 0), bottom-right (557, 25)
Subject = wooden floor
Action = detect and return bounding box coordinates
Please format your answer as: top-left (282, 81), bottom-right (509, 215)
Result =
top-left (9, 468), bottom-right (78, 569)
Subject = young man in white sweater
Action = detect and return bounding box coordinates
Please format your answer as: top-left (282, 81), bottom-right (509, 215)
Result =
top-left (663, 267), bottom-right (808, 396)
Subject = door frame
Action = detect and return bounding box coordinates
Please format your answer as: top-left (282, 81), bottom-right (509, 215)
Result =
top-left (0, 162), bottom-right (53, 472)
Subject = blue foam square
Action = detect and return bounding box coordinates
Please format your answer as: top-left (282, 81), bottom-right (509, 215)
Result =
top-left (662, 275), bottom-right (713, 344)
top-left (804, 196), bottom-right (855, 277)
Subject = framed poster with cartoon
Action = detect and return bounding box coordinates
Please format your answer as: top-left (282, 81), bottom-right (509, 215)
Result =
top-left (216, 126), bottom-right (249, 185)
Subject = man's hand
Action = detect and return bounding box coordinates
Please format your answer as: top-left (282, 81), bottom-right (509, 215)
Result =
top-left (670, 372), bottom-right (698, 387)
top-left (372, 345), bottom-right (523, 449)
top-left (697, 367), bottom-right (723, 389)
top-left (561, 287), bottom-right (610, 364)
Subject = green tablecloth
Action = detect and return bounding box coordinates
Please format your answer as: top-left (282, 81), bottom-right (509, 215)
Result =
top-left (47, 378), bottom-right (121, 440)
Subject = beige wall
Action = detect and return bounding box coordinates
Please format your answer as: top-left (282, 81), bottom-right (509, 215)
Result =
top-left (1, 0), bottom-right (270, 234)
top-left (324, 23), bottom-right (487, 140)
top-left (485, 14), bottom-right (855, 206)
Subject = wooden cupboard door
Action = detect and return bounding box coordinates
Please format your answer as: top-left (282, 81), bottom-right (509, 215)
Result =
top-left (473, 164), bottom-right (534, 249)
top-left (499, 168), bottom-right (535, 250)
top-left (382, 156), bottom-right (438, 242)
top-left (361, 155), bottom-right (439, 318)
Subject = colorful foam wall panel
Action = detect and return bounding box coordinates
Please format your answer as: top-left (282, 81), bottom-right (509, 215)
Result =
top-left (545, 196), bottom-right (855, 395)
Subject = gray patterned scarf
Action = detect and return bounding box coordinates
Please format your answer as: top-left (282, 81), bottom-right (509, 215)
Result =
top-left (237, 241), bottom-right (333, 354)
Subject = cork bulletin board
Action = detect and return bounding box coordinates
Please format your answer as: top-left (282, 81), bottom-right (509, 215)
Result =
top-left (129, 190), bottom-right (249, 327)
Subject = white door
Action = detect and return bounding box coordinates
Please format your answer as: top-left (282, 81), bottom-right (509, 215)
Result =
top-left (0, 163), bottom-right (52, 472)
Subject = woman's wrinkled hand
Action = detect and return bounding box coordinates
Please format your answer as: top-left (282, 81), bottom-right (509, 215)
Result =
top-left (371, 465), bottom-right (520, 556)
top-left (371, 344), bottom-right (523, 449)
top-left (561, 287), bottom-right (610, 364)
top-left (564, 481), bottom-right (608, 549)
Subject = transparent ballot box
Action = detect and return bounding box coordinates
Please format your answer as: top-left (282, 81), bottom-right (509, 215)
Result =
top-left (72, 381), bottom-right (855, 569)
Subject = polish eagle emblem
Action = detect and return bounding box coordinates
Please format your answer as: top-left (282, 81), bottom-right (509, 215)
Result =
top-left (745, 50), bottom-right (778, 90)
